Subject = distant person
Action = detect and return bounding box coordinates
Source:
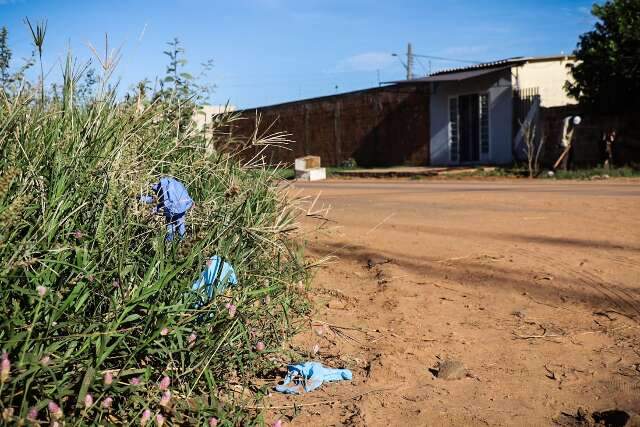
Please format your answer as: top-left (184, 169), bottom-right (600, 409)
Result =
top-left (557, 115), bottom-right (581, 171)
top-left (601, 128), bottom-right (617, 170)
top-left (140, 177), bottom-right (193, 241)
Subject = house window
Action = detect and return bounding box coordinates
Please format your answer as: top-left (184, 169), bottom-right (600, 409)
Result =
top-left (448, 97), bottom-right (459, 163)
top-left (479, 94), bottom-right (489, 155)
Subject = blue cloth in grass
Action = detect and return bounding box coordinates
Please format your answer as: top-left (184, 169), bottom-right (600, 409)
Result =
top-left (275, 362), bottom-right (352, 394)
top-left (140, 177), bottom-right (193, 241)
top-left (191, 256), bottom-right (238, 307)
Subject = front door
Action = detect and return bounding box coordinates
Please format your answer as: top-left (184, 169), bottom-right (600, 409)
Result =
top-left (458, 94), bottom-right (480, 163)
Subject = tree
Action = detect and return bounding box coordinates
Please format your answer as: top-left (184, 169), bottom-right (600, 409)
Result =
top-left (0, 26), bottom-right (12, 86)
top-left (566, 0), bottom-right (640, 113)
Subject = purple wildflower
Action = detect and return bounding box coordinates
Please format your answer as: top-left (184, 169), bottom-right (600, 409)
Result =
top-left (27, 407), bottom-right (38, 421)
top-left (159, 390), bottom-right (171, 407)
top-left (140, 409), bottom-right (151, 426)
top-left (1, 354), bottom-right (10, 383)
top-left (104, 371), bottom-right (113, 385)
top-left (225, 303), bottom-right (237, 318)
top-left (129, 376), bottom-right (141, 386)
top-left (84, 393), bottom-right (94, 408)
top-left (36, 285), bottom-right (47, 297)
top-left (209, 417), bottom-right (219, 427)
top-left (101, 397), bottom-right (113, 409)
top-left (156, 413), bottom-right (165, 426)
top-left (159, 376), bottom-right (170, 391)
top-left (187, 333), bottom-right (197, 345)
top-left (48, 401), bottom-right (63, 420)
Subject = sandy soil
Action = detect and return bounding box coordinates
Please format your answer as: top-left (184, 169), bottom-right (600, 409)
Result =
top-left (267, 179), bottom-right (640, 426)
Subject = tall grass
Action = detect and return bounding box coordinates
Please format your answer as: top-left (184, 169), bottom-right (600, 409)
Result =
top-left (0, 52), bottom-right (308, 425)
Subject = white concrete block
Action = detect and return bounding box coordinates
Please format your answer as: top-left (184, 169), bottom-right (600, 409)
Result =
top-left (295, 167), bottom-right (326, 181)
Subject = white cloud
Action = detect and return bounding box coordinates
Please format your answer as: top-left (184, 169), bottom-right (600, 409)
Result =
top-left (332, 52), bottom-right (395, 73)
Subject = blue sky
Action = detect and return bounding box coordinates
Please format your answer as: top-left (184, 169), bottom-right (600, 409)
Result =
top-left (1, 0), bottom-right (597, 108)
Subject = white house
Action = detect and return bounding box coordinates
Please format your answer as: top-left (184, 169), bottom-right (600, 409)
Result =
top-left (410, 55), bottom-right (576, 166)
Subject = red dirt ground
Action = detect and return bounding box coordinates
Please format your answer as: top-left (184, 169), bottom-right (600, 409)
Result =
top-left (266, 179), bottom-right (640, 427)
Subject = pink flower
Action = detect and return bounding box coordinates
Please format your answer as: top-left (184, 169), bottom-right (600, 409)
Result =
top-left (1, 355), bottom-right (10, 383)
top-left (273, 420), bottom-right (283, 427)
top-left (36, 285), bottom-right (47, 297)
top-left (129, 376), bottom-right (141, 386)
top-left (140, 409), bottom-right (151, 426)
top-left (255, 341), bottom-right (265, 352)
top-left (159, 390), bottom-right (171, 407)
top-left (27, 407), bottom-right (38, 421)
top-left (40, 355), bottom-right (51, 366)
top-left (156, 413), bottom-right (165, 426)
top-left (48, 401), bottom-right (63, 420)
top-left (84, 393), bottom-right (94, 408)
top-left (104, 371), bottom-right (113, 385)
top-left (101, 397), bottom-right (113, 409)
top-left (160, 327), bottom-right (169, 336)
top-left (209, 417), bottom-right (219, 427)
top-left (225, 303), bottom-right (237, 318)
top-left (72, 230), bottom-right (84, 240)
top-left (187, 333), bottom-right (197, 345)
top-left (159, 375), bottom-right (171, 391)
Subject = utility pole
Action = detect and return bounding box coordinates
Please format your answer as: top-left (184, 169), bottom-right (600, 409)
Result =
top-left (407, 43), bottom-right (414, 80)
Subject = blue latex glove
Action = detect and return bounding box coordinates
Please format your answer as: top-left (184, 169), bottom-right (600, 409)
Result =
top-left (152, 177), bottom-right (193, 215)
top-left (275, 362), bottom-right (352, 394)
top-left (191, 256), bottom-right (238, 307)
top-left (141, 177), bottom-right (193, 240)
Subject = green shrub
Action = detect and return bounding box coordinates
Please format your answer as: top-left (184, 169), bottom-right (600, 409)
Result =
top-left (0, 63), bottom-right (307, 425)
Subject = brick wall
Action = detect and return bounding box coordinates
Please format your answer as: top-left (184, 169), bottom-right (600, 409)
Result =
top-left (231, 85), bottom-right (430, 167)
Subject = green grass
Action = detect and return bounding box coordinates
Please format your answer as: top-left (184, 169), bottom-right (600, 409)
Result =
top-left (269, 166), bottom-right (356, 180)
top-left (0, 56), bottom-right (308, 425)
top-left (544, 166), bottom-right (640, 179)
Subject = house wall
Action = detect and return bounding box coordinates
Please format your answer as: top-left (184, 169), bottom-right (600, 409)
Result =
top-left (193, 104), bottom-right (236, 130)
top-left (512, 57), bottom-right (576, 107)
top-left (231, 85), bottom-right (430, 167)
top-left (430, 68), bottom-right (513, 166)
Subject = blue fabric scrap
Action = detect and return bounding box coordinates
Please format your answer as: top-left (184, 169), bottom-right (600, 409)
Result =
top-left (275, 361), bottom-right (352, 394)
top-left (191, 256), bottom-right (238, 307)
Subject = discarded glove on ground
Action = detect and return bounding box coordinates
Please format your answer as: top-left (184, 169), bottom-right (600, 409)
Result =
top-left (275, 361), bottom-right (352, 394)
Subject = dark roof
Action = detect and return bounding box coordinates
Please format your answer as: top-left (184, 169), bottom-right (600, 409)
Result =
top-left (385, 54), bottom-right (575, 85)
top-left (396, 66), bottom-right (511, 84)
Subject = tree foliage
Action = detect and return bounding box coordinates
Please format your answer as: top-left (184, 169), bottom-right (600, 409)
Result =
top-left (566, 0), bottom-right (640, 112)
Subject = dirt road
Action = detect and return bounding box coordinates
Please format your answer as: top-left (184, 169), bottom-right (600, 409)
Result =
top-left (268, 180), bottom-right (640, 426)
